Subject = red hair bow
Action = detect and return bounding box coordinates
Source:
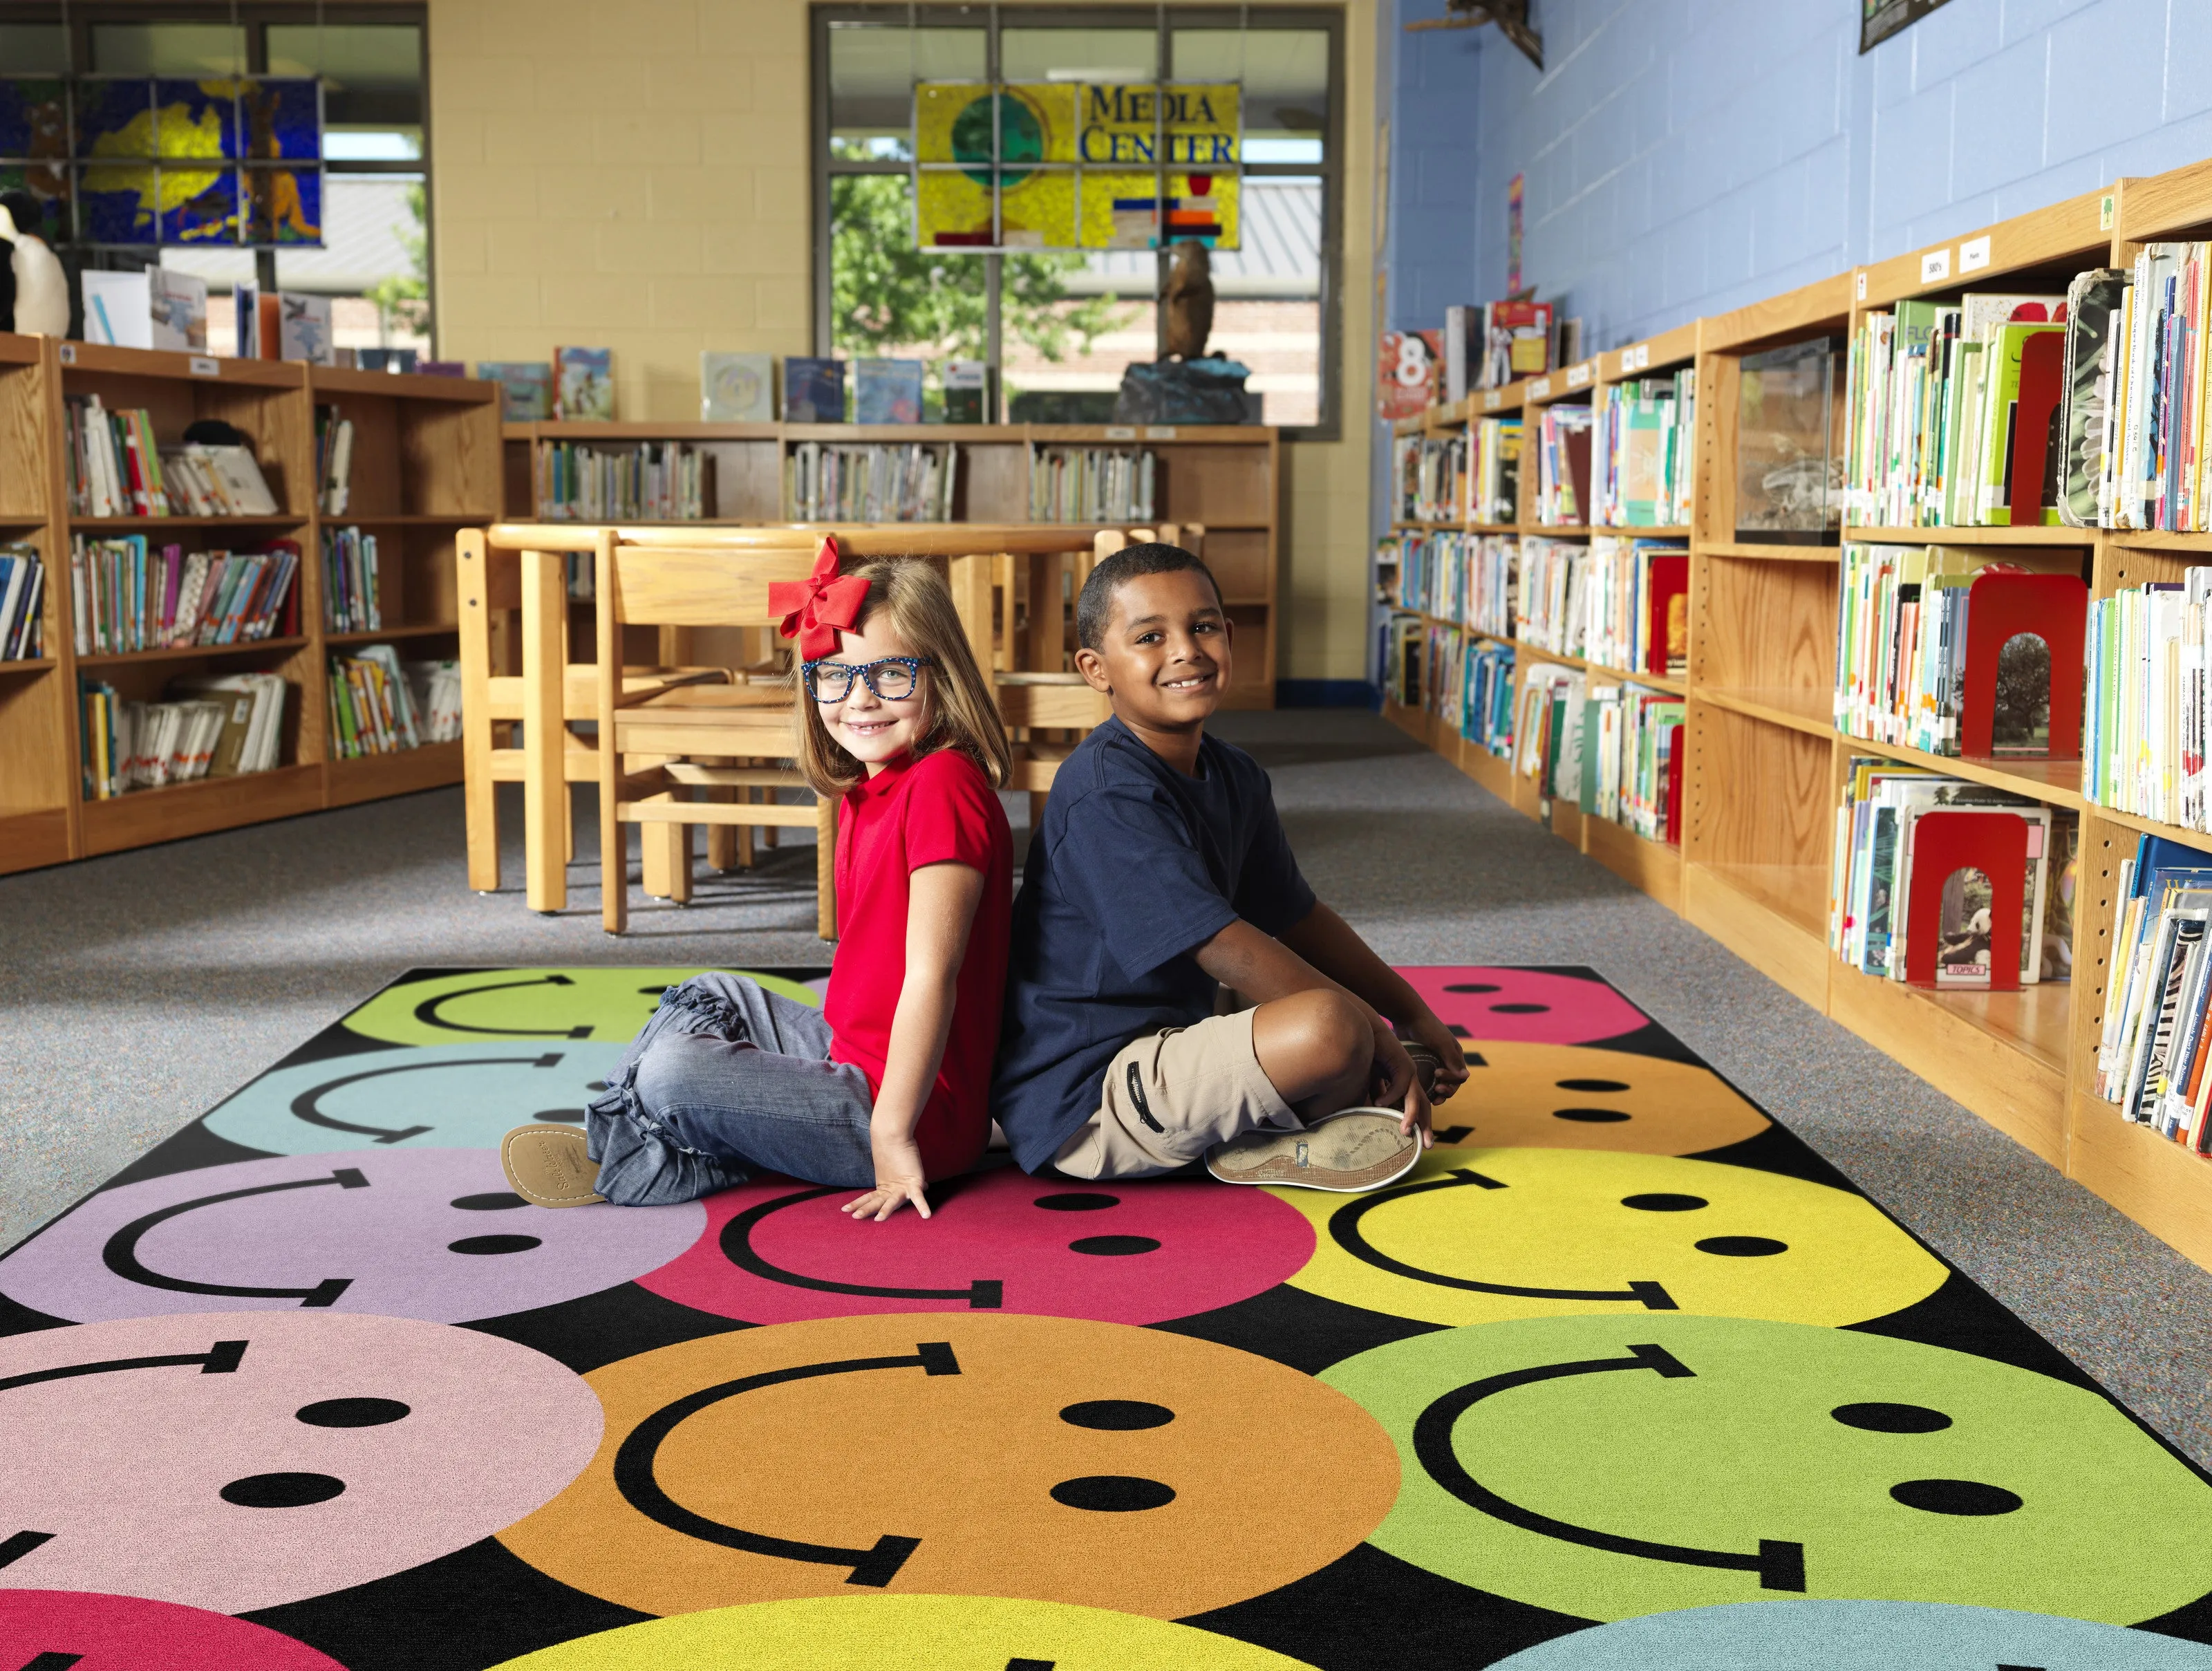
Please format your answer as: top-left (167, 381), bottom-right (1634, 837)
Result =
top-left (768, 535), bottom-right (868, 660)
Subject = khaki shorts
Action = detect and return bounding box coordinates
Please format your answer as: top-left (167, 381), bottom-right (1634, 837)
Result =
top-left (1052, 1008), bottom-right (1298, 1180)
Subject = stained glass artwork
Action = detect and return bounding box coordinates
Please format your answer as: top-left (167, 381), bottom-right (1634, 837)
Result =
top-left (1, 75), bottom-right (323, 245)
top-left (913, 80), bottom-right (1238, 251)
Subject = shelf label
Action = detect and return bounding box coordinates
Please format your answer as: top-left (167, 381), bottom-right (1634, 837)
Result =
top-left (1920, 248), bottom-right (1951, 283)
top-left (1104, 424), bottom-right (1136, 439)
top-left (2101, 192), bottom-right (2117, 231)
top-left (1144, 425), bottom-right (1178, 439)
top-left (1620, 344), bottom-right (1650, 373)
top-left (1958, 234), bottom-right (1991, 274)
top-left (57, 342), bottom-right (75, 364)
top-left (1530, 377), bottom-right (1552, 398)
top-left (1855, 270), bottom-right (1868, 301)
top-left (1565, 363), bottom-right (1591, 388)
top-left (1483, 389), bottom-right (1502, 411)
top-left (188, 355), bottom-right (220, 377)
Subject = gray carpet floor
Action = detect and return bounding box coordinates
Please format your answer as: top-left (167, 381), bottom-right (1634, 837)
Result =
top-left (6, 709), bottom-right (2210, 1464)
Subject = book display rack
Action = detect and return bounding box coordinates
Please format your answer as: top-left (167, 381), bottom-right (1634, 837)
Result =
top-left (501, 421), bottom-right (1280, 709)
top-left (1376, 162), bottom-right (2212, 1275)
top-left (0, 337), bottom-right (500, 875)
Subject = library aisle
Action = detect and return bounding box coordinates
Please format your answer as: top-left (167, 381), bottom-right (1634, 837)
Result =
top-left (7, 710), bottom-right (2211, 1471)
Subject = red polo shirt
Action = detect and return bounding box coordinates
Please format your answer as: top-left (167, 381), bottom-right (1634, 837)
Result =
top-left (825, 747), bottom-right (1012, 1179)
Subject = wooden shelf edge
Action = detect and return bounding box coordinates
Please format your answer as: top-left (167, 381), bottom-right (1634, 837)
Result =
top-left (324, 740), bottom-right (465, 808)
top-left (1834, 732), bottom-right (2086, 810)
top-left (2065, 1094), bottom-right (2212, 1269)
top-left (1681, 861), bottom-right (1832, 1009)
top-left (1695, 686), bottom-right (1835, 738)
top-left (1844, 524), bottom-right (2095, 546)
top-left (77, 763), bottom-right (324, 855)
top-left (0, 806), bottom-right (71, 875)
top-left (1584, 813), bottom-right (1683, 911)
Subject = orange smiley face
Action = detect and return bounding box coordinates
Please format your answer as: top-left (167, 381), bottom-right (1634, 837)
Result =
top-left (496, 1312), bottom-right (1401, 1620)
top-left (1434, 1043), bottom-right (1770, 1155)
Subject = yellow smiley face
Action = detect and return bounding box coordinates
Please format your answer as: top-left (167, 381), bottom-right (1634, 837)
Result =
top-left (1272, 1147), bottom-right (1947, 1328)
top-left (1434, 1043), bottom-right (1770, 1155)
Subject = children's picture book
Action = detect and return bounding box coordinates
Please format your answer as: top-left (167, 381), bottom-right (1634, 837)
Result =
top-left (1378, 330), bottom-right (1441, 422)
top-left (478, 362), bottom-right (554, 422)
top-left (554, 347), bottom-right (615, 421)
top-left (854, 358), bottom-right (926, 424)
top-left (149, 269), bottom-right (208, 353)
top-left (2056, 269), bottom-right (2124, 528)
top-left (415, 360), bottom-right (467, 377)
top-left (356, 347), bottom-right (418, 373)
top-left (1483, 299), bottom-right (1554, 387)
top-left (700, 352), bottom-right (775, 422)
top-left (277, 292), bottom-right (335, 365)
top-left (79, 271), bottom-right (154, 349)
top-left (943, 360), bottom-right (988, 424)
top-left (783, 357), bottom-right (846, 422)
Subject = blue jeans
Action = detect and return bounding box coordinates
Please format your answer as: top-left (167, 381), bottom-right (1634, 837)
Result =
top-left (584, 973), bottom-right (876, 1206)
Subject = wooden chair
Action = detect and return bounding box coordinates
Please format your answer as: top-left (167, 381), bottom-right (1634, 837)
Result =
top-left (592, 537), bottom-right (836, 937)
top-left (460, 525), bottom-right (762, 913)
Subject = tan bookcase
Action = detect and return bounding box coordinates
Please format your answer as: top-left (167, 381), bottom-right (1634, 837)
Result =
top-left (0, 337), bottom-right (500, 873)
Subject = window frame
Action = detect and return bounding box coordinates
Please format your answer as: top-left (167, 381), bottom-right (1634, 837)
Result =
top-left (810, 2), bottom-right (1344, 440)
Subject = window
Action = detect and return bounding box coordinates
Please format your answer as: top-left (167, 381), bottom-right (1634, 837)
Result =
top-left (0, 7), bottom-right (431, 359)
top-left (813, 6), bottom-right (1342, 438)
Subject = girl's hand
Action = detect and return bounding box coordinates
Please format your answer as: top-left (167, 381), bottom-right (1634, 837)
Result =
top-left (843, 1131), bottom-right (932, 1223)
top-left (1400, 1011), bottom-right (1470, 1101)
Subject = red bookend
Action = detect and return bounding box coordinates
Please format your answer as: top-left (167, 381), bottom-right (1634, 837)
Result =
top-left (2009, 329), bottom-right (2065, 523)
top-left (1644, 553), bottom-right (1688, 677)
top-left (1663, 723), bottom-right (1684, 843)
top-left (1903, 810), bottom-right (2027, 990)
top-left (1959, 569), bottom-right (2087, 758)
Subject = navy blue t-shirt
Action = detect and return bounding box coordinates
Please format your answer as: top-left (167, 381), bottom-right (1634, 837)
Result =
top-left (991, 715), bottom-right (1318, 1172)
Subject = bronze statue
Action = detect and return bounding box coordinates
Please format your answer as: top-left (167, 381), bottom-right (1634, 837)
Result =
top-left (1163, 239), bottom-right (1215, 360)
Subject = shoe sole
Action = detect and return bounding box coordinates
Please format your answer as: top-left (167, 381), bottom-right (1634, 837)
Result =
top-left (1206, 1109), bottom-right (1423, 1193)
top-left (501, 1124), bottom-right (606, 1208)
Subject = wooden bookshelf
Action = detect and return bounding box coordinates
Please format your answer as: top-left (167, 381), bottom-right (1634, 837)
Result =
top-left (1373, 167), bottom-right (2212, 1277)
top-left (501, 420), bottom-right (1281, 709)
top-left (0, 337), bottom-right (500, 876)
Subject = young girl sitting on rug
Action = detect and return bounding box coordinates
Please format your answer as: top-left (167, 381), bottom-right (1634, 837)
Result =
top-left (500, 541), bottom-right (1014, 1223)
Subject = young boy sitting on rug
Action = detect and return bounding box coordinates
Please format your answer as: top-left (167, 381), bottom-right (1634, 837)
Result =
top-left (991, 543), bottom-right (1468, 1191)
top-left (501, 545), bottom-right (1013, 1222)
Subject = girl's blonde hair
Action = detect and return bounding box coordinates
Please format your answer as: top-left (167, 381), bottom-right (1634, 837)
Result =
top-left (794, 557), bottom-right (1012, 796)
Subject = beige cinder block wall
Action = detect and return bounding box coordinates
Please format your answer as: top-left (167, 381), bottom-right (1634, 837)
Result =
top-left (429, 0), bottom-right (1375, 683)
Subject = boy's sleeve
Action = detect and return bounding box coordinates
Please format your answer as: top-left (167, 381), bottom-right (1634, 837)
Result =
top-left (1052, 781), bottom-right (1238, 980)
top-left (903, 754), bottom-right (1001, 872)
top-left (1231, 767), bottom-right (1318, 937)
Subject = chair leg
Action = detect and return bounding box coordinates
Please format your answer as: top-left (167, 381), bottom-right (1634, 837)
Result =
top-left (815, 796), bottom-right (838, 940)
top-left (737, 787), bottom-right (756, 869)
top-left (704, 756), bottom-right (738, 871)
top-left (639, 801), bottom-right (680, 899)
top-left (521, 549), bottom-right (568, 915)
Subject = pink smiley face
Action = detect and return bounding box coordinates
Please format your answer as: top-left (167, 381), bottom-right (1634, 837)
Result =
top-left (0, 1149), bottom-right (707, 1324)
top-left (0, 1311), bottom-right (602, 1614)
top-left (1399, 967), bottom-right (1650, 1045)
top-left (0, 1590), bottom-right (347, 1670)
top-left (638, 1165), bottom-right (1315, 1325)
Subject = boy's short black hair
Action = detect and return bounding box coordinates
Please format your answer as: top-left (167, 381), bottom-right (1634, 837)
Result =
top-left (1076, 543), bottom-right (1224, 650)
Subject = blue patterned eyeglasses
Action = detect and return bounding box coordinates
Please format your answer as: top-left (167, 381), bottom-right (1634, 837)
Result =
top-left (803, 656), bottom-right (935, 702)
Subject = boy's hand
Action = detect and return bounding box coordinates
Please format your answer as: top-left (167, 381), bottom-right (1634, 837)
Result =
top-left (843, 1132), bottom-right (932, 1223)
top-left (1400, 1011), bottom-right (1470, 1102)
top-left (1369, 1024), bottom-right (1435, 1148)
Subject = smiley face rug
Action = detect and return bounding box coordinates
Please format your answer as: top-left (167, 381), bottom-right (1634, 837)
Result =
top-left (638, 1164), bottom-right (1315, 1325)
top-left (495, 1311), bottom-right (1400, 1618)
top-left (7, 962), bottom-right (2212, 1671)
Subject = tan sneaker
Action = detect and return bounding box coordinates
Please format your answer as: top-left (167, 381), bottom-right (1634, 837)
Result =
top-left (1205, 1108), bottom-right (1423, 1193)
top-left (500, 1124), bottom-right (606, 1208)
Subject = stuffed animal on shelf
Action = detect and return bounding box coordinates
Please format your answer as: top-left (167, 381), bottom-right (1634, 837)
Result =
top-left (1163, 238), bottom-right (1215, 361)
top-left (0, 191), bottom-right (68, 338)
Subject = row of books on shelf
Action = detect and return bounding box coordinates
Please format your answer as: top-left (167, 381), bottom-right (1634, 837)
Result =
top-left (65, 398), bottom-right (283, 521)
top-left (1829, 760), bottom-right (2075, 991)
top-left (786, 442), bottom-right (957, 524)
top-left (323, 528), bottom-right (383, 635)
top-left (79, 672), bottom-right (286, 799)
top-left (2092, 834), bottom-right (2212, 1146)
top-left (1833, 543), bottom-right (2081, 754)
top-left (1383, 532), bottom-right (1517, 637)
top-left (1843, 289), bottom-right (2077, 529)
top-left (480, 351), bottom-right (993, 425)
top-left (1514, 536), bottom-right (1688, 676)
top-left (1592, 370), bottom-right (1696, 528)
top-left (1029, 448), bottom-right (1157, 524)
top-left (1530, 403), bottom-right (1595, 527)
top-left (2085, 573), bottom-right (2212, 829)
top-left (1392, 421), bottom-right (1524, 527)
top-left (538, 441), bottom-right (709, 523)
top-left (328, 646), bottom-right (461, 759)
top-left (68, 537), bottom-right (299, 655)
top-left (0, 544), bottom-right (44, 660)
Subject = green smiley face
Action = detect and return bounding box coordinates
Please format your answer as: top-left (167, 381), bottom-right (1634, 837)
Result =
top-left (1322, 1314), bottom-right (2212, 1625)
top-left (343, 968), bottom-right (820, 1047)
